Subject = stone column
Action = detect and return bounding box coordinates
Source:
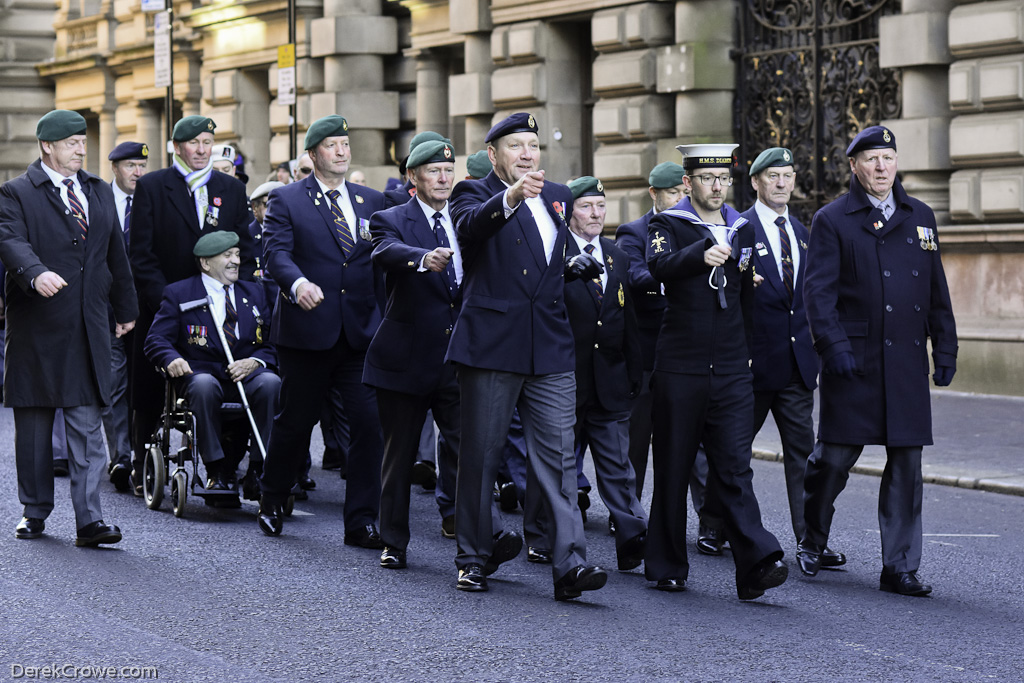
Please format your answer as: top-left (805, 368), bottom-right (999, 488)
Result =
top-left (96, 108), bottom-right (116, 181)
top-left (136, 102), bottom-right (163, 169)
top-left (416, 52), bottom-right (449, 139)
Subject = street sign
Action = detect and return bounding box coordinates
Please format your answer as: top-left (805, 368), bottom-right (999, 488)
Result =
top-left (277, 44), bottom-right (296, 107)
top-left (154, 11), bottom-right (171, 88)
top-left (141, 0), bottom-right (165, 11)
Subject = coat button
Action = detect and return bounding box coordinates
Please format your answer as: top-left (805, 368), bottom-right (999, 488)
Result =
top-left (341, 289), bottom-right (346, 294)
top-left (594, 343), bottom-right (599, 349)
top-left (790, 336), bottom-right (796, 342)
top-left (450, 302), bottom-right (455, 309)
top-left (523, 269), bottom-right (527, 275)
top-left (597, 321), bottom-right (602, 326)
top-left (517, 239), bottom-right (522, 244)
top-left (907, 237), bottom-right (914, 244)
top-left (883, 270), bottom-right (891, 277)
top-left (912, 270), bottom-right (918, 277)
top-left (885, 339), bottom-right (892, 346)
top-left (880, 239), bottom-right (885, 245)
top-left (914, 339), bottom-right (920, 346)
top-left (914, 304), bottom-right (921, 311)
top-left (790, 310), bottom-right (794, 315)
top-left (445, 329), bottom-right (451, 335)
top-left (885, 305), bottom-right (892, 312)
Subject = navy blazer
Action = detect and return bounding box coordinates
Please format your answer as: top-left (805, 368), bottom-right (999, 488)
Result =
top-left (447, 171), bottom-right (575, 375)
top-left (741, 205), bottom-right (817, 393)
top-left (564, 237), bottom-right (642, 413)
top-left (363, 199), bottom-right (461, 395)
top-left (646, 197), bottom-right (755, 375)
top-left (130, 167), bottom-right (256, 315)
top-left (804, 175), bottom-right (957, 447)
top-left (144, 275), bottom-right (276, 382)
top-left (615, 209), bottom-right (665, 372)
top-left (263, 176), bottom-right (385, 351)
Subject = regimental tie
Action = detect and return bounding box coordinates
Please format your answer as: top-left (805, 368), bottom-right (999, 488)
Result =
top-left (583, 244), bottom-right (604, 310)
top-left (223, 285), bottom-right (238, 350)
top-left (63, 179), bottom-right (88, 242)
top-left (123, 195), bottom-right (132, 246)
top-left (326, 188), bottom-right (355, 257)
top-left (775, 215), bottom-right (794, 302)
top-left (432, 212), bottom-right (458, 298)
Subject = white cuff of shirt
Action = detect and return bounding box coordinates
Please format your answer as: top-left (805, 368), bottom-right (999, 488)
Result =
top-left (290, 276), bottom-right (309, 301)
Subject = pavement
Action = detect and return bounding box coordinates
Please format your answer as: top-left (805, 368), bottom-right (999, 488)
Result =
top-left (752, 388), bottom-right (1024, 496)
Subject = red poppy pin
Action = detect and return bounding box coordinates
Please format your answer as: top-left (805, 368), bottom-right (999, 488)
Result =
top-left (552, 201), bottom-right (565, 221)
top-left (213, 197), bottom-right (222, 206)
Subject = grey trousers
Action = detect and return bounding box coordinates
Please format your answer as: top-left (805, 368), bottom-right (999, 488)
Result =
top-left (101, 334), bottom-right (132, 469)
top-left (802, 441), bottom-right (924, 573)
top-left (17, 405), bottom-right (107, 528)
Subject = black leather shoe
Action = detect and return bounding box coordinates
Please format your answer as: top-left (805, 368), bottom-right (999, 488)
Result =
top-left (130, 468), bottom-right (144, 498)
top-left (483, 530), bottom-right (523, 575)
top-left (206, 475), bottom-right (230, 492)
top-left (527, 546), bottom-right (552, 564)
top-left (696, 523), bottom-right (724, 556)
top-left (820, 546), bottom-right (847, 569)
top-left (880, 571), bottom-right (932, 597)
top-left (290, 482), bottom-right (308, 501)
top-left (109, 463), bottom-right (131, 492)
top-left (441, 514), bottom-right (455, 539)
top-left (654, 578), bottom-right (686, 592)
top-left (75, 521), bottom-right (122, 547)
top-left (345, 524), bottom-right (385, 549)
top-left (554, 565), bottom-right (608, 601)
top-left (380, 546), bottom-right (408, 569)
top-left (241, 470), bottom-right (261, 501)
top-left (795, 544), bottom-right (822, 577)
top-left (738, 559), bottom-right (788, 600)
top-left (498, 481), bottom-right (518, 512)
top-left (299, 474), bottom-right (316, 491)
top-left (258, 498), bottom-right (284, 536)
top-left (617, 533), bottom-right (646, 571)
top-left (15, 517), bottom-right (45, 539)
top-left (54, 459), bottom-right (69, 477)
top-left (322, 447), bottom-right (344, 471)
top-left (578, 489), bottom-right (591, 524)
top-left (457, 564), bottom-right (488, 592)
top-left (411, 461), bottom-right (437, 491)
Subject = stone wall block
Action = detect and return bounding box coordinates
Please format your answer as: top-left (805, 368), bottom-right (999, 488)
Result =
top-left (593, 49), bottom-right (657, 98)
top-left (880, 12), bottom-right (951, 68)
top-left (269, 94), bottom-right (311, 131)
top-left (385, 57), bottom-right (418, 90)
top-left (491, 64), bottom-right (545, 108)
top-left (269, 58), bottom-right (325, 96)
top-left (949, 169), bottom-right (983, 221)
top-left (449, 72), bottom-right (493, 117)
top-left (491, 25), bottom-right (510, 65)
top-left (674, 91), bottom-right (733, 138)
top-left (674, 0), bottom-right (734, 44)
top-left (399, 91), bottom-right (417, 126)
top-left (310, 90), bottom-right (400, 129)
top-left (656, 42), bottom-right (735, 93)
top-left (450, 0), bottom-right (491, 35)
top-left (949, 0), bottom-right (1024, 58)
top-left (949, 59), bottom-right (978, 111)
top-left (593, 95), bottom-right (673, 142)
top-left (203, 71), bottom-right (238, 106)
top-left (980, 166), bottom-right (1024, 219)
top-left (950, 112), bottom-right (1024, 165)
top-left (310, 15), bottom-right (397, 57)
top-left (593, 141), bottom-right (657, 184)
top-left (507, 21), bottom-right (544, 62)
top-left (201, 105), bottom-right (238, 137)
top-left (949, 55), bottom-right (1024, 112)
top-left (882, 117), bottom-right (950, 171)
top-left (593, 3), bottom-right (674, 53)
top-left (324, 55), bottom-right (385, 91)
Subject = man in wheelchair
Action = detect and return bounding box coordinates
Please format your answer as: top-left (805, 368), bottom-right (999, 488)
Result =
top-left (144, 231), bottom-right (279, 497)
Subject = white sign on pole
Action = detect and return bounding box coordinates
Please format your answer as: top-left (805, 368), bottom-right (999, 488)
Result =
top-left (277, 44), bottom-right (296, 107)
top-left (141, 0), bottom-right (165, 11)
top-left (154, 11), bottom-right (171, 88)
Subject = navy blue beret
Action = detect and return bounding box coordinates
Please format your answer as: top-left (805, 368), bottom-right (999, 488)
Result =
top-left (846, 125), bottom-right (896, 156)
top-left (484, 112), bottom-right (539, 143)
top-left (108, 141), bottom-right (149, 162)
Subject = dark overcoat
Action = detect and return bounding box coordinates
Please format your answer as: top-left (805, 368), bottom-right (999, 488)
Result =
top-left (447, 171), bottom-right (575, 375)
top-left (803, 175), bottom-right (957, 447)
top-left (0, 160), bottom-right (138, 407)
top-left (363, 198), bottom-right (461, 395)
top-left (614, 209), bottom-right (665, 372)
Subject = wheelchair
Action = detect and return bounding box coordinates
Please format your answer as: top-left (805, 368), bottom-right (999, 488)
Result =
top-left (141, 375), bottom-right (293, 518)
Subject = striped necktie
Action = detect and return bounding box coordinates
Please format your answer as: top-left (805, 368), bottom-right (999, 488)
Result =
top-left (775, 215), bottom-right (794, 302)
top-left (432, 211), bottom-right (458, 297)
top-left (223, 285), bottom-right (238, 350)
top-left (123, 195), bottom-right (132, 245)
top-left (63, 179), bottom-right (88, 241)
top-left (326, 188), bottom-right (355, 257)
top-left (583, 244), bottom-right (603, 310)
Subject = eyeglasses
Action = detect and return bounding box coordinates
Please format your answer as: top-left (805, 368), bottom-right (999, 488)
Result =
top-left (691, 174), bottom-right (733, 187)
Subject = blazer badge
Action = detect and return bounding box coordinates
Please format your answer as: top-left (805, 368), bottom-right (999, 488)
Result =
top-left (738, 246), bottom-right (753, 272)
top-left (617, 282), bottom-right (625, 308)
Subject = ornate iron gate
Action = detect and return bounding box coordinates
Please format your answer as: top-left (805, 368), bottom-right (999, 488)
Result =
top-left (734, 0), bottom-right (902, 224)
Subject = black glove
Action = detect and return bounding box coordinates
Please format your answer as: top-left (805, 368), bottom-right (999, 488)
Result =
top-left (933, 364), bottom-right (955, 387)
top-left (565, 253), bottom-right (604, 281)
top-left (823, 350), bottom-right (856, 379)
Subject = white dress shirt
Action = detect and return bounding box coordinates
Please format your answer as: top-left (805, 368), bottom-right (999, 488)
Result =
top-left (501, 184), bottom-right (558, 264)
top-left (754, 199), bottom-right (800, 288)
top-left (201, 273), bottom-right (238, 338)
top-left (415, 198), bottom-right (463, 286)
top-left (41, 160), bottom-right (89, 219)
top-left (570, 231), bottom-right (608, 290)
top-left (111, 182), bottom-right (131, 233)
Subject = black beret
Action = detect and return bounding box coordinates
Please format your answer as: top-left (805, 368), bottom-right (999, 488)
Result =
top-left (407, 140), bottom-right (455, 169)
top-left (568, 176), bottom-right (605, 201)
top-left (193, 231), bottom-right (239, 258)
top-left (648, 162), bottom-right (685, 189)
top-left (172, 116), bottom-right (216, 142)
top-left (36, 110), bottom-right (87, 142)
top-left (465, 150), bottom-right (492, 179)
top-left (749, 147), bottom-right (794, 177)
top-left (846, 125), bottom-right (896, 156)
top-left (304, 115), bottom-right (348, 151)
top-left (676, 143), bottom-right (738, 171)
top-left (108, 141), bottom-right (149, 162)
top-left (484, 112), bottom-right (539, 143)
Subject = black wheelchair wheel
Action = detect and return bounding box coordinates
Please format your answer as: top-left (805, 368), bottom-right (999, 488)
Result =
top-left (143, 444), bottom-right (166, 510)
top-left (171, 469), bottom-right (188, 518)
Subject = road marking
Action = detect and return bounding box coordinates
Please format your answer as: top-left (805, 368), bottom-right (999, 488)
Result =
top-left (922, 533), bottom-right (999, 538)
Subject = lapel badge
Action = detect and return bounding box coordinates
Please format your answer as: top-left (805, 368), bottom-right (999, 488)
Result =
top-left (873, 220), bottom-right (884, 230)
top-left (800, 240), bottom-right (808, 250)
top-left (213, 196), bottom-right (222, 207)
top-left (552, 201), bottom-right (565, 222)
top-left (355, 194), bottom-right (364, 204)
top-left (738, 246), bottom-right (752, 272)
top-left (359, 217), bottom-right (372, 241)
top-left (605, 254), bottom-right (613, 269)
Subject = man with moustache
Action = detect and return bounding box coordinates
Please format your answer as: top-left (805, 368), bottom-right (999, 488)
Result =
top-left (448, 112), bottom-right (607, 601)
top-left (644, 143), bottom-right (786, 600)
top-left (0, 109), bottom-right (138, 545)
top-left (129, 116), bottom-right (256, 494)
top-left (799, 126), bottom-right (957, 596)
top-left (256, 115), bottom-right (386, 547)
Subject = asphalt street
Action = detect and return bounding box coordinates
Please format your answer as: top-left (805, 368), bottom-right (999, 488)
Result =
top-left (1, 396), bottom-right (1022, 683)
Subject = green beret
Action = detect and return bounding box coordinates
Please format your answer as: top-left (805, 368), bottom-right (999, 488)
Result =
top-left (648, 162), bottom-right (685, 189)
top-left (172, 116), bottom-right (216, 142)
top-left (408, 131), bottom-right (449, 157)
top-left (407, 140), bottom-right (455, 170)
top-left (749, 147), bottom-right (794, 177)
top-left (465, 150), bottom-right (492, 179)
top-left (304, 115), bottom-right (348, 151)
top-left (193, 231), bottom-right (239, 258)
top-left (36, 110), bottom-right (87, 142)
top-left (568, 176), bottom-right (605, 201)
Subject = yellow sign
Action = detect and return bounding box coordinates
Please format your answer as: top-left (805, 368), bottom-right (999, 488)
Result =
top-left (277, 44), bottom-right (296, 69)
